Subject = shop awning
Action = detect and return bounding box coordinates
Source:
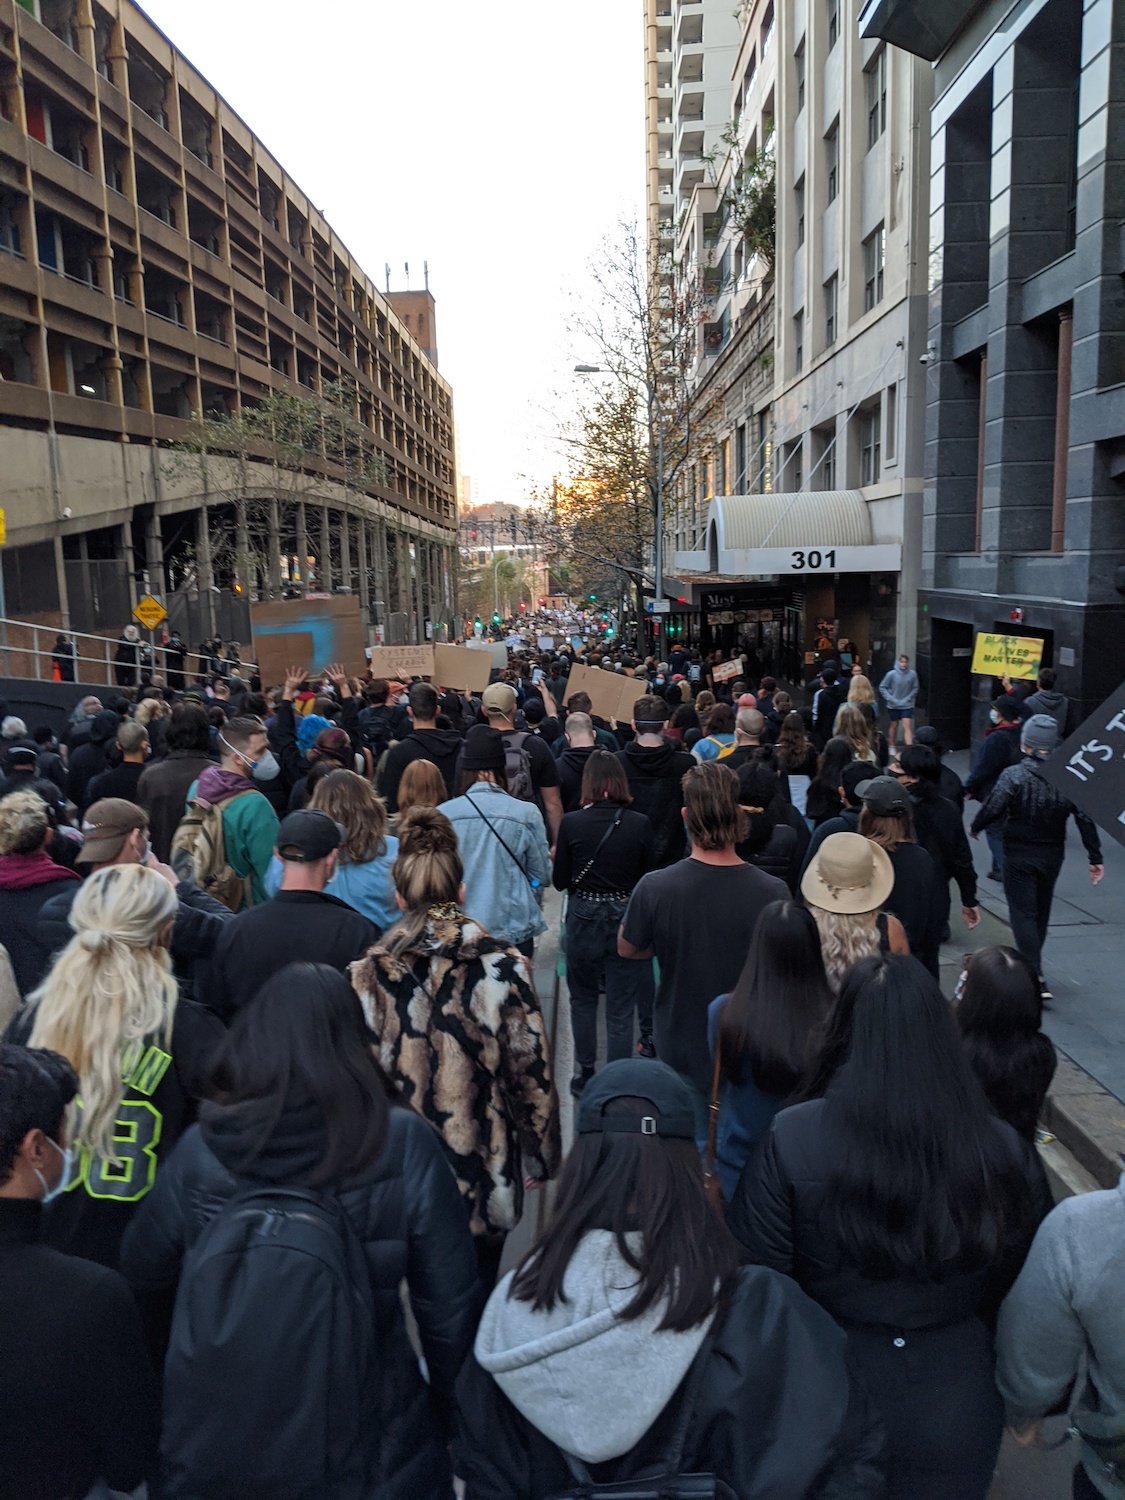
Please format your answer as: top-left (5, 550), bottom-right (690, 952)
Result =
top-left (672, 492), bottom-right (901, 579)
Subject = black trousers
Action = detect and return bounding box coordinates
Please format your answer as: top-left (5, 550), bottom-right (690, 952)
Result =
top-left (1003, 843), bottom-right (1065, 974)
top-left (1073, 1464), bottom-right (1101, 1499)
top-left (564, 896), bottom-right (642, 1069)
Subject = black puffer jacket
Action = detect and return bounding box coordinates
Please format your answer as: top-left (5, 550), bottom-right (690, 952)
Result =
top-left (454, 1266), bottom-right (886, 1499)
top-left (120, 1104), bottom-right (480, 1500)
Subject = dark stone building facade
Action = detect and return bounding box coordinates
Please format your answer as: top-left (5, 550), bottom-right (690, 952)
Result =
top-left (861, 0), bottom-right (1125, 748)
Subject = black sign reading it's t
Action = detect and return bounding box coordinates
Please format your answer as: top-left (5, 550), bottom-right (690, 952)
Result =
top-left (1042, 680), bottom-right (1125, 849)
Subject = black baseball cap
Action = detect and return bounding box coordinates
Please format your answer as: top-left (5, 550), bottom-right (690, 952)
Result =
top-left (856, 775), bottom-right (911, 816)
top-left (276, 809), bottom-right (344, 862)
top-left (576, 1059), bottom-right (697, 1140)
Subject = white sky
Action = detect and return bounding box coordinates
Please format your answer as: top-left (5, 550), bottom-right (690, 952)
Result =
top-left (139, 0), bottom-right (644, 509)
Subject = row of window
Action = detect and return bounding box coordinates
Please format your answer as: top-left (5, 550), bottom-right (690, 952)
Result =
top-left (779, 388), bottom-right (896, 493)
top-left (792, 225), bottom-right (885, 372)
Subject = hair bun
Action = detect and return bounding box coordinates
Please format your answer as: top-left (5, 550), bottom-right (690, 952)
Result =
top-left (77, 928), bottom-right (114, 955)
top-left (397, 805), bottom-right (457, 854)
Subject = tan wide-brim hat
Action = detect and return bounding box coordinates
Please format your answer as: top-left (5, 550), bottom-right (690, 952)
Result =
top-left (801, 831), bottom-right (895, 915)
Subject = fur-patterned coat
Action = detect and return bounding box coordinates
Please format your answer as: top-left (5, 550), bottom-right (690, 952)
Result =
top-left (351, 909), bottom-right (561, 1236)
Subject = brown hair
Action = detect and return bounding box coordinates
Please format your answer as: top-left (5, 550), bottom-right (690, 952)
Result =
top-left (579, 749), bottom-right (633, 808)
top-left (309, 769), bottom-right (388, 863)
top-left (383, 808), bottom-right (463, 958)
top-left (396, 759), bottom-right (447, 819)
top-left (632, 694), bottom-right (670, 726)
top-left (681, 761), bottom-right (746, 851)
top-left (859, 804), bottom-right (915, 850)
top-left (776, 710), bottom-right (812, 770)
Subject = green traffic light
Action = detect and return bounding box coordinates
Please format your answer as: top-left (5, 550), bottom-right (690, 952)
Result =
top-left (492, 612), bottom-right (501, 623)
top-left (589, 593), bottom-right (596, 601)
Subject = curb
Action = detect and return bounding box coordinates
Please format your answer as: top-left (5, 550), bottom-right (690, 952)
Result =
top-left (1043, 1055), bottom-right (1125, 1189)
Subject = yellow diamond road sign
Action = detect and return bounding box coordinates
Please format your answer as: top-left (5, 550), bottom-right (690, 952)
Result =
top-left (132, 594), bottom-right (167, 631)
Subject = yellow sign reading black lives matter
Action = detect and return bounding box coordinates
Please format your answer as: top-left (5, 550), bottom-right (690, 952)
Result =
top-left (970, 632), bottom-right (1043, 681)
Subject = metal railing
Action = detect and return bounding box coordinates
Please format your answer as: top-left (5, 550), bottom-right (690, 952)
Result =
top-left (0, 617), bottom-right (256, 689)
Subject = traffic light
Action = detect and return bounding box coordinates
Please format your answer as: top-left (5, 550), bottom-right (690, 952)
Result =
top-left (474, 616), bottom-right (481, 628)
top-left (589, 593), bottom-right (596, 601)
top-left (492, 612), bottom-right (501, 624)
top-left (519, 601), bottom-right (527, 610)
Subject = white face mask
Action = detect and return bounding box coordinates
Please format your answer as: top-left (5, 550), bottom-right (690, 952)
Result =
top-left (251, 750), bottom-right (280, 782)
top-left (34, 1136), bottom-right (74, 1205)
top-left (989, 708), bottom-right (1001, 725)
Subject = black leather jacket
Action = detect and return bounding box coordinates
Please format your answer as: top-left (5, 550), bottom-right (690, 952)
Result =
top-left (972, 758), bottom-right (1103, 861)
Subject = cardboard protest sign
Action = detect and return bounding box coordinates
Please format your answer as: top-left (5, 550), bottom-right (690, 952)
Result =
top-left (566, 664), bottom-right (641, 724)
top-left (251, 596), bottom-right (366, 689)
top-left (465, 640), bottom-right (509, 670)
top-left (367, 644), bottom-right (435, 680)
top-left (713, 659), bottom-right (742, 683)
top-left (971, 632), bottom-right (1043, 681)
top-left (1042, 679), bottom-right (1125, 849)
top-left (433, 643), bottom-right (492, 693)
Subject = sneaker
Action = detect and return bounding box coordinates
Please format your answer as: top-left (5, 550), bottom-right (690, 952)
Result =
top-left (1039, 977), bottom-right (1054, 1006)
top-left (636, 1036), bottom-right (656, 1060)
top-left (570, 1065), bottom-right (595, 1098)
top-left (986, 868), bottom-right (1003, 881)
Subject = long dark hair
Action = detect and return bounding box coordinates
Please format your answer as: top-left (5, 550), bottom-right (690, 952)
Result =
top-left (818, 954), bottom-right (1038, 1279)
top-left (718, 901), bottom-right (832, 1094)
top-left (775, 710), bottom-right (811, 769)
top-left (206, 962), bottom-right (392, 1185)
top-left (813, 736), bottom-right (854, 794)
top-left (510, 1095), bottom-right (739, 1333)
top-left (957, 946), bottom-right (1057, 1141)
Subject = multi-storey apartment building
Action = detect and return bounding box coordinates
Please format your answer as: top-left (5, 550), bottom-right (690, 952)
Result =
top-left (0, 0), bottom-right (457, 650)
top-left (862, 0), bottom-right (1125, 745)
top-left (670, 0), bottom-right (932, 684)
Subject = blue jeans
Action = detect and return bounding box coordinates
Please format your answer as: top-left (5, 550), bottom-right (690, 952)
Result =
top-left (985, 827), bottom-right (1005, 876)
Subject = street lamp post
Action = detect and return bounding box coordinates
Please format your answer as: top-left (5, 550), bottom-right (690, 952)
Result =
top-left (493, 553), bottom-right (504, 618)
top-left (574, 364), bottom-right (666, 656)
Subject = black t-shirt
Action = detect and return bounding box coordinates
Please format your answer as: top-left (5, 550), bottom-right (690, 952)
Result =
top-left (622, 859), bottom-right (788, 1092)
top-left (552, 804), bottom-right (655, 895)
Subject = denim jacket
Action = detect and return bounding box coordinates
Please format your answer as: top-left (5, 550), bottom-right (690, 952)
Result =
top-left (442, 783), bottom-right (551, 944)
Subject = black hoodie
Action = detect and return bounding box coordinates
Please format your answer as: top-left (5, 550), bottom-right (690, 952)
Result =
top-left (616, 741), bottom-right (694, 868)
top-left (557, 744), bottom-right (596, 813)
top-left (379, 727), bottom-right (465, 811)
top-left (66, 709), bottom-right (121, 811)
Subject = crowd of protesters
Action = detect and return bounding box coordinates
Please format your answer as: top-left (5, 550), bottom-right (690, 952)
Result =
top-left (0, 632), bottom-right (1118, 1500)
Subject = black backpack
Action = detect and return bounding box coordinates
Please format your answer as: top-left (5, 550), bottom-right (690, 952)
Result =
top-left (358, 704), bottom-right (402, 761)
top-left (546, 1332), bottom-right (735, 1500)
top-left (161, 1185), bottom-right (378, 1500)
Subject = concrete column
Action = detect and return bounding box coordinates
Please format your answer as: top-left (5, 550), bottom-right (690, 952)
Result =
top-left (295, 502), bottom-right (307, 594)
top-left (413, 534), bottom-right (426, 642)
top-left (267, 498), bottom-right (282, 596)
top-left (974, 352), bottom-right (987, 554)
top-left (319, 505), bottom-right (333, 592)
top-left (144, 511), bottom-right (162, 595)
top-left (356, 517), bottom-right (370, 623)
top-left (196, 504), bottom-right (215, 636)
top-left (1051, 310), bottom-right (1073, 553)
top-left (340, 509), bottom-right (352, 592)
top-left (53, 534), bottom-right (71, 632)
top-left (371, 520), bottom-right (388, 638)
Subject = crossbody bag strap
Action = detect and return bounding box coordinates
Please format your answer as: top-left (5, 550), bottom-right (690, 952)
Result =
top-left (704, 1036), bottom-right (723, 1184)
top-left (466, 794), bottom-right (537, 888)
top-left (572, 808), bottom-right (624, 889)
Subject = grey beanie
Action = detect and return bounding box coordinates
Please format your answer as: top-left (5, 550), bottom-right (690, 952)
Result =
top-left (1022, 713), bottom-right (1060, 757)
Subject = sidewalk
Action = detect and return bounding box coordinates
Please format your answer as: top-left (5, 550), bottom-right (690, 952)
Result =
top-left (948, 750), bottom-right (1125, 1104)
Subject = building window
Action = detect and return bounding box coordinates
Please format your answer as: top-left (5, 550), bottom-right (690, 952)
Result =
top-left (816, 426), bottom-right (837, 489)
top-left (861, 402), bottom-right (882, 485)
top-left (826, 123), bottom-right (839, 204)
top-left (866, 48), bottom-right (887, 148)
top-left (718, 439), bottom-right (729, 494)
top-left (795, 177), bottom-right (805, 245)
top-left (863, 225), bottom-right (884, 311)
top-left (795, 40), bottom-right (806, 113)
top-left (744, 46), bottom-right (757, 97)
top-left (787, 440), bottom-right (803, 491)
top-left (736, 423), bottom-right (747, 490)
top-left (827, 0), bottom-right (840, 50)
top-left (794, 311), bottom-right (804, 373)
top-left (761, 0), bottom-right (774, 54)
top-left (824, 275), bottom-right (838, 347)
top-left (885, 383), bottom-right (897, 463)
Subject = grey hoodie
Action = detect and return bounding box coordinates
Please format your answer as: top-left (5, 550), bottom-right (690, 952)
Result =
top-left (473, 1230), bottom-right (712, 1465)
top-left (996, 1174), bottom-right (1125, 1498)
top-left (1021, 688), bottom-right (1069, 737)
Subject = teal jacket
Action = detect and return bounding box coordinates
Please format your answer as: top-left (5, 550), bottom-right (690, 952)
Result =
top-left (186, 779), bottom-right (279, 908)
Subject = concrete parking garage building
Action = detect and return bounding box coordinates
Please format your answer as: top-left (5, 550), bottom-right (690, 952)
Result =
top-left (0, 0), bottom-right (457, 648)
